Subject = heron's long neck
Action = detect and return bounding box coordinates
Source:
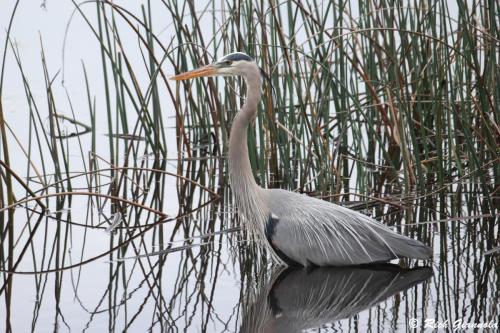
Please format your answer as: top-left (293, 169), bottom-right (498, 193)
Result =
top-left (229, 68), bottom-right (262, 209)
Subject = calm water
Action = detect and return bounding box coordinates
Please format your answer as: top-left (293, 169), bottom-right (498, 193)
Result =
top-left (1, 177), bottom-right (498, 332)
top-left (0, 1), bottom-right (498, 332)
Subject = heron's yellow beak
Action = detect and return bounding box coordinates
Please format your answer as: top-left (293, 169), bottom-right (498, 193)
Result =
top-left (170, 64), bottom-right (218, 81)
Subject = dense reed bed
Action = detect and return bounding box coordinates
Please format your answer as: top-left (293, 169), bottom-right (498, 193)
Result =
top-left (0, 0), bottom-right (498, 331)
top-left (171, 0), bottom-right (499, 197)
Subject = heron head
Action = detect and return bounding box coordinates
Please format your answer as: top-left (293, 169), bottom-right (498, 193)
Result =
top-left (170, 52), bottom-right (257, 80)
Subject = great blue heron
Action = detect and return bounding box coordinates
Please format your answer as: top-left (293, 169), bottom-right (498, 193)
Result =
top-left (171, 52), bottom-right (432, 266)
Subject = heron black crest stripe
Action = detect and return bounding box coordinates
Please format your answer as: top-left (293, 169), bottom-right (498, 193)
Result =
top-left (220, 52), bottom-right (254, 62)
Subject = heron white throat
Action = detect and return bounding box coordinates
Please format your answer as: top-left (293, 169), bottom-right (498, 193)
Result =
top-left (170, 52), bottom-right (432, 267)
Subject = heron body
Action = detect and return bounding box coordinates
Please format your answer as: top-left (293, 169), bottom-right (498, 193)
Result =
top-left (171, 52), bottom-right (432, 267)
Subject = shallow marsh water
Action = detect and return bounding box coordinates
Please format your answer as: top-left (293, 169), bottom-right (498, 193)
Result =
top-left (0, 1), bottom-right (498, 332)
top-left (1, 171), bottom-right (497, 332)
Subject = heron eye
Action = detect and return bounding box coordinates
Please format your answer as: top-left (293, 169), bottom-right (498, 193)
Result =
top-left (224, 60), bottom-right (233, 66)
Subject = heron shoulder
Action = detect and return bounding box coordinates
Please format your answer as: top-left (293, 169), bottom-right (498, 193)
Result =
top-left (265, 213), bottom-right (280, 240)
top-left (264, 211), bottom-right (299, 266)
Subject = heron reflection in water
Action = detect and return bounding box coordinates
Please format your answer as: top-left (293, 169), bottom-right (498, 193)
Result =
top-left (240, 264), bottom-right (432, 332)
top-left (171, 52), bottom-right (432, 266)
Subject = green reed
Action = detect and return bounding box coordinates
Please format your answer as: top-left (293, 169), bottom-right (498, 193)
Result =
top-left (167, 0), bottom-right (498, 205)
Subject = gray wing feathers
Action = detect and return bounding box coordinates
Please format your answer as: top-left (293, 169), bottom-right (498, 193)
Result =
top-left (266, 189), bottom-right (431, 266)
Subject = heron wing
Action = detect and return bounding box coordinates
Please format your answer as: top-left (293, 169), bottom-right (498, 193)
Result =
top-left (265, 189), bottom-right (431, 266)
